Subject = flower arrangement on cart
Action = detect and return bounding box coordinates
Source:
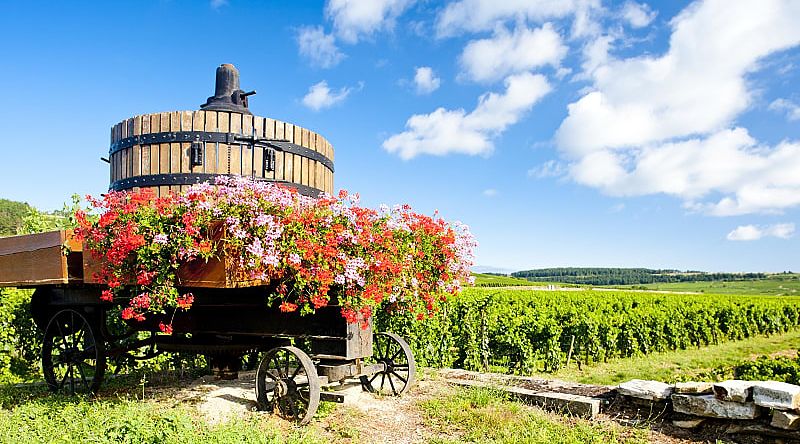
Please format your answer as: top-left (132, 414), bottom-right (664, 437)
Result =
top-left (76, 176), bottom-right (476, 332)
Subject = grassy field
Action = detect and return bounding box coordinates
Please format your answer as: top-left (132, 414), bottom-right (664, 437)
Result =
top-left (603, 273), bottom-right (800, 296)
top-left (472, 273), bottom-right (536, 286)
top-left (527, 328), bottom-right (800, 386)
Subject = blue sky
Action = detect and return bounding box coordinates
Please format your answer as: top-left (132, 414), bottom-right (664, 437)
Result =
top-left (1, 0), bottom-right (799, 272)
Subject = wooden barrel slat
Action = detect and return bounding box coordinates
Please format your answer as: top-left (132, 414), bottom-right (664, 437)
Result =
top-left (204, 111), bottom-right (218, 174)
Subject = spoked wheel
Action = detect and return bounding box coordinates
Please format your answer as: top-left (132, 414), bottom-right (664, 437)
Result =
top-left (255, 346), bottom-right (320, 425)
top-left (42, 308), bottom-right (106, 395)
top-left (360, 332), bottom-right (416, 396)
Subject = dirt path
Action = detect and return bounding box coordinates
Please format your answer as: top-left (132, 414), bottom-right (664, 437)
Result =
top-left (161, 369), bottom-right (717, 444)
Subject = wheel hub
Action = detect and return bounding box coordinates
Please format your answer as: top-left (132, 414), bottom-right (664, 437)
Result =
top-left (58, 347), bottom-right (82, 364)
top-left (274, 380), bottom-right (289, 397)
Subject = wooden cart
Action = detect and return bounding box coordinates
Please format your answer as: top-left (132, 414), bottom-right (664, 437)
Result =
top-left (0, 231), bottom-right (416, 424)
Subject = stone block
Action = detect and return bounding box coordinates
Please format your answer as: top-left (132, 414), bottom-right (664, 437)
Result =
top-left (713, 380), bottom-right (753, 402)
top-left (618, 379), bottom-right (673, 400)
top-left (771, 410), bottom-right (800, 431)
top-left (752, 381), bottom-right (800, 411)
top-left (672, 394), bottom-right (762, 419)
top-left (674, 381), bottom-right (713, 395)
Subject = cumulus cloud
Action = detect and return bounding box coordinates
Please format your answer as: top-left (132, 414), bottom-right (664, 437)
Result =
top-left (326, 0), bottom-right (415, 43)
top-left (435, 0), bottom-right (576, 37)
top-left (297, 26), bottom-right (345, 68)
top-left (459, 24), bottom-right (567, 83)
top-left (302, 81), bottom-right (356, 111)
top-left (620, 1), bottom-right (656, 28)
top-left (552, 0), bottom-right (800, 216)
top-left (769, 98), bottom-right (800, 121)
top-left (727, 223), bottom-right (795, 241)
top-left (413, 67), bottom-right (440, 94)
top-left (383, 73), bottom-right (551, 160)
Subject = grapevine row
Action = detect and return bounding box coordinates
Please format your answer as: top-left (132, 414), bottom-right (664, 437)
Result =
top-left (375, 288), bottom-right (800, 373)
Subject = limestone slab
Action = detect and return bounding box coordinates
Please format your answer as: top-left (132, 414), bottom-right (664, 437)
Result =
top-left (674, 381), bottom-right (713, 395)
top-left (672, 394), bottom-right (762, 419)
top-left (618, 379), bottom-right (672, 401)
top-left (712, 380), bottom-right (753, 402)
top-left (752, 381), bottom-right (800, 411)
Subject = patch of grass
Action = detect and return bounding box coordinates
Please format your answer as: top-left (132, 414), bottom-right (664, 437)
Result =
top-left (420, 386), bottom-right (648, 444)
top-left (532, 329), bottom-right (800, 385)
top-left (0, 382), bottom-right (331, 444)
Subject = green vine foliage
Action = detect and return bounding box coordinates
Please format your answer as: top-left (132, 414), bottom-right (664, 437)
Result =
top-left (734, 352), bottom-right (800, 384)
top-left (375, 288), bottom-right (800, 374)
top-left (0, 289), bottom-right (41, 383)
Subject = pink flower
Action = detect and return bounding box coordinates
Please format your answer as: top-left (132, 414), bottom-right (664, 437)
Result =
top-left (153, 234), bottom-right (168, 244)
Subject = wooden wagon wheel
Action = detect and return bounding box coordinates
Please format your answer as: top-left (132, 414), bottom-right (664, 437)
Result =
top-left (360, 332), bottom-right (416, 396)
top-left (255, 346), bottom-right (320, 425)
top-left (42, 309), bottom-right (106, 395)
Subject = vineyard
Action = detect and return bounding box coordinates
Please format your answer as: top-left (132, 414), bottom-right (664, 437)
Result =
top-left (377, 288), bottom-right (800, 375)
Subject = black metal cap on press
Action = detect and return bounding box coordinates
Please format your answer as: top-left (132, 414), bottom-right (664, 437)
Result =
top-left (200, 64), bottom-right (256, 115)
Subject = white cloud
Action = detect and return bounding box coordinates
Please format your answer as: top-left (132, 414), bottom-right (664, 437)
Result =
top-left (435, 0), bottom-right (576, 37)
top-left (769, 98), bottom-right (800, 121)
top-left (579, 34), bottom-right (613, 78)
top-left (553, 0), bottom-right (800, 215)
top-left (413, 67), bottom-right (440, 94)
top-left (528, 160), bottom-right (565, 179)
top-left (727, 223), bottom-right (795, 241)
top-left (383, 73), bottom-right (551, 160)
top-left (210, 0), bottom-right (228, 9)
top-left (326, 0), bottom-right (415, 43)
top-left (301, 81), bottom-right (355, 111)
top-left (621, 1), bottom-right (656, 28)
top-left (459, 24), bottom-right (567, 83)
top-left (482, 188), bottom-right (498, 197)
top-left (297, 26), bottom-right (345, 68)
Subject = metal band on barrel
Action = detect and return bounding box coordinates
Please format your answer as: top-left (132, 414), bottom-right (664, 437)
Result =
top-left (109, 173), bottom-right (325, 198)
top-left (109, 131), bottom-right (334, 172)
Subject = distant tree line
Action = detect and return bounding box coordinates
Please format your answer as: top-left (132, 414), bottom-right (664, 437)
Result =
top-left (0, 196), bottom-right (80, 237)
top-left (511, 267), bottom-right (766, 285)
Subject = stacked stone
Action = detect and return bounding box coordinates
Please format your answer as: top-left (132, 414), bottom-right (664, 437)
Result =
top-left (617, 379), bottom-right (800, 432)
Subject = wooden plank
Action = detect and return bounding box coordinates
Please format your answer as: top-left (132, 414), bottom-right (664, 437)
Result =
top-left (121, 149), bottom-right (129, 180)
top-left (313, 134), bottom-right (321, 189)
top-left (301, 128), bottom-right (310, 149)
top-left (243, 114), bottom-right (253, 135)
top-left (170, 112), bottom-right (181, 193)
top-left (275, 151), bottom-right (285, 182)
top-left (253, 117), bottom-right (264, 178)
top-left (229, 113), bottom-right (242, 175)
top-left (0, 231), bottom-right (82, 287)
top-left (293, 152), bottom-right (302, 184)
top-left (204, 111), bottom-right (218, 174)
top-left (285, 123), bottom-right (294, 143)
top-left (180, 111), bottom-right (193, 177)
top-left (284, 153), bottom-right (294, 184)
top-left (218, 112), bottom-right (230, 174)
top-left (275, 120), bottom-right (285, 141)
top-left (153, 113), bottom-right (167, 196)
top-left (294, 125), bottom-right (302, 147)
top-left (302, 157), bottom-right (310, 187)
top-left (243, 114), bottom-right (254, 177)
